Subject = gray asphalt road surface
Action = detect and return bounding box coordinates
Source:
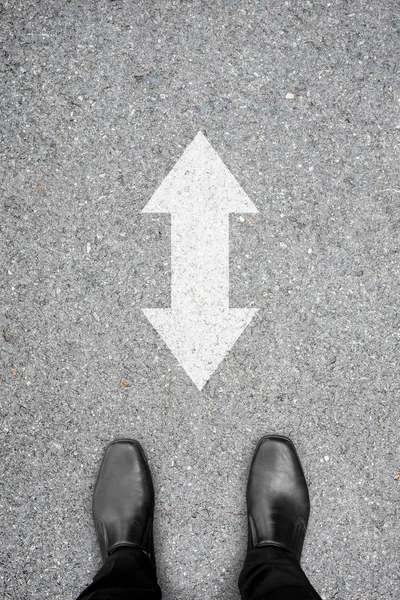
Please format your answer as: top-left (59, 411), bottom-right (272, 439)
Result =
top-left (1, 1), bottom-right (399, 599)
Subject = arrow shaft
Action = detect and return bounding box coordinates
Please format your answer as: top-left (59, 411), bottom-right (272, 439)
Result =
top-left (171, 211), bottom-right (229, 310)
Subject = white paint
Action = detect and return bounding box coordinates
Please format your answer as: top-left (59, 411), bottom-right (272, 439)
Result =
top-left (142, 131), bottom-right (258, 390)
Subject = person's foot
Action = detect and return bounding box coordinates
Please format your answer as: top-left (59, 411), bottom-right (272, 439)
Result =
top-left (246, 435), bottom-right (310, 562)
top-left (92, 439), bottom-right (155, 565)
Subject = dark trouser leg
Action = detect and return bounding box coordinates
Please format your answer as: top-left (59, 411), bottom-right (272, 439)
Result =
top-left (76, 547), bottom-right (162, 600)
top-left (239, 547), bottom-right (322, 600)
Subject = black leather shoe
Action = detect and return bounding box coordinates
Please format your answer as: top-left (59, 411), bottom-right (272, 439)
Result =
top-left (92, 439), bottom-right (155, 565)
top-left (246, 435), bottom-right (310, 562)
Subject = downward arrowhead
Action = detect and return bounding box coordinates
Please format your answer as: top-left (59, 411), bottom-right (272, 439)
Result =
top-left (142, 307), bottom-right (258, 390)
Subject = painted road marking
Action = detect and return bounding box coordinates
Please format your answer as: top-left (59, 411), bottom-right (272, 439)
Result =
top-left (142, 131), bottom-right (258, 390)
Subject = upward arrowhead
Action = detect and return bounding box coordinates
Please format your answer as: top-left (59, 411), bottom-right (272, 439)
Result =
top-left (142, 306), bottom-right (258, 390)
top-left (142, 131), bottom-right (258, 214)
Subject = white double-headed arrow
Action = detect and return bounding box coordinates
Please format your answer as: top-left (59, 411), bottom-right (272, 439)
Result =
top-left (142, 131), bottom-right (258, 390)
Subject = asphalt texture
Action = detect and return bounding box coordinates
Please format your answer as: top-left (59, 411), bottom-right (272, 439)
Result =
top-left (1, 1), bottom-right (399, 599)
